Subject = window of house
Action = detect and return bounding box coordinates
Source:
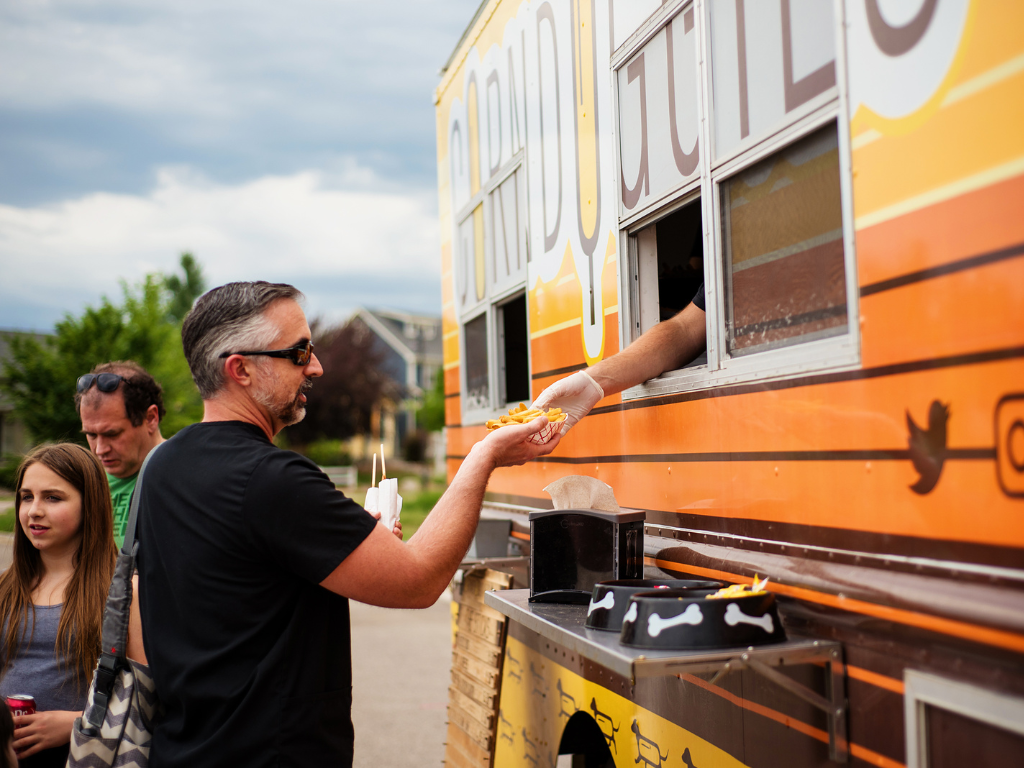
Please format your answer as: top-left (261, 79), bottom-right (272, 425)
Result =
top-left (614, 0), bottom-right (857, 400)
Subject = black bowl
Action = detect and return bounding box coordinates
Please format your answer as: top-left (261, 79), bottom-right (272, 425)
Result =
top-left (619, 589), bottom-right (786, 649)
top-left (584, 579), bottom-right (724, 631)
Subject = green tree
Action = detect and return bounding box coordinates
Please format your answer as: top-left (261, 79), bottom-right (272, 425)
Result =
top-left (163, 252), bottom-right (206, 323)
top-left (415, 370), bottom-right (446, 433)
top-left (0, 261), bottom-right (206, 445)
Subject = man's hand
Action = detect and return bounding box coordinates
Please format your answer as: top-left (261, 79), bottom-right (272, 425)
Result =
top-left (13, 710), bottom-right (77, 758)
top-left (369, 510), bottom-right (403, 540)
top-left (532, 370), bottom-right (605, 436)
top-left (473, 414), bottom-right (563, 468)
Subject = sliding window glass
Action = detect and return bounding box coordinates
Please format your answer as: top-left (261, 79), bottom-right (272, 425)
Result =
top-left (720, 124), bottom-right (847, 356)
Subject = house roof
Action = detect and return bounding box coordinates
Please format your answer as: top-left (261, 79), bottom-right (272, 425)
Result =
top-left (349, 308), bottom-right (443, 365)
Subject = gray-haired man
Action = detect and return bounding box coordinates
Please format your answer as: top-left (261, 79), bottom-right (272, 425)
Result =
top-left (131, 282), bottom-right (559, 768)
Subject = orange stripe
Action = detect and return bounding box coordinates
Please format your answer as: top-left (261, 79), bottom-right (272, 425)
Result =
top-left (860, 256), bottom-right (1024, 369)
top-left (856, 171), bottom-right (1024, 287)
top-left (678, 674), bottom-right (904, 768)
top-left (846, 665), bottom-right (905, 696)
top-left (510, 530), bottom-right (530, 541)
top-left (648, 558), bottom-right (1024, 654)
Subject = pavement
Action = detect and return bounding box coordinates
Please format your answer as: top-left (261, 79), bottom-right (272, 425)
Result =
top-left (0, 528), bottom-right (454, 767)
top-left (351, 597), bottom-right (453, 767)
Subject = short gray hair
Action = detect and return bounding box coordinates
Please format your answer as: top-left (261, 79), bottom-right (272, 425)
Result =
top-left (181, 281), bottom-right (303, 399)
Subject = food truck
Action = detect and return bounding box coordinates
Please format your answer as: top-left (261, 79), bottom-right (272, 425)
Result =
top-left (433, 1), bottom-right (1024, 766)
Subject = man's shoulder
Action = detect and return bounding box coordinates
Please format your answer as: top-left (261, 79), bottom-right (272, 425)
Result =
top-left (155, 421), bottom-right (320, 480)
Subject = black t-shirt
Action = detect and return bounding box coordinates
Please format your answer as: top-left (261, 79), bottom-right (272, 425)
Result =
top-left (691, 282), bottom-right (706, 312)
top-left (137, 421), bottom-right (378, 768)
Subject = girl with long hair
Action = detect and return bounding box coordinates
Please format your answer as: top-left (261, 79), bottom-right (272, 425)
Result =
top-left (0, 444), bottom-right (116, 766)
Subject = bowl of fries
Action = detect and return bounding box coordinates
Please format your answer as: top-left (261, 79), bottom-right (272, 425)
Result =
top-left (486, 403), bottom-right (567, 444)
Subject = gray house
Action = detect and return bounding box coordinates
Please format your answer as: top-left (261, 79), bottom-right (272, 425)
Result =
top-left (345, 308), bottom-right (443, 457)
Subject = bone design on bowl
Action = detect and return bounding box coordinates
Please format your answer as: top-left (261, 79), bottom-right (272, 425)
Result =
top-left (618, 589), bottom-right (787, 649)
top-left (584, 579), bottom-right (723, 632)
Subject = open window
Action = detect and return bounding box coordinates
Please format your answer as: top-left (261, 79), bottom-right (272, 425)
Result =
top-left (614, 0), bottom-right (858, 400)
top-left (631, 197), bottom-right (707, 367)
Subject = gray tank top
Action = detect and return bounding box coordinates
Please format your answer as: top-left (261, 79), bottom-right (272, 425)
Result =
top-left (0, 604), bottom-right (89, 713)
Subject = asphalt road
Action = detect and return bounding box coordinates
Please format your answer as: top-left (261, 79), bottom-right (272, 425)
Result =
top-left (0, 528), bottom-right (453, 767)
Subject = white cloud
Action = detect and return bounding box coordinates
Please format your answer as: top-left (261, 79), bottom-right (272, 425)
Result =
top-left (0, 163), bottom-right (442, 327)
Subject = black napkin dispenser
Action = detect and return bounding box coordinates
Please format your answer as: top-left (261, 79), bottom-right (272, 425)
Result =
top-left (528, 507), bottom-right (646, 604)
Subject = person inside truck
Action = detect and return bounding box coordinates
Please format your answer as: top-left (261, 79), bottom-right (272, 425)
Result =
top-left (533, 283), bottom-right (706, 433)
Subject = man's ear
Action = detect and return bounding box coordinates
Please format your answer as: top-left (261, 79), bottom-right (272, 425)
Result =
top-left (144, 404), bottom-right (160, 432)
top-left (222, 355), bottom-right (255, 388)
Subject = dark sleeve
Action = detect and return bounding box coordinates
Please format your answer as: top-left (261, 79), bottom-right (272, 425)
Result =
top-left (243, 450), bottom-right (378, 584)
top-left (691, 282), bottom-right (706, 312)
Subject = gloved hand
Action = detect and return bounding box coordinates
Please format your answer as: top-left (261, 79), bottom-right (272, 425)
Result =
top-left (532, 370), bottom-right (605, 436)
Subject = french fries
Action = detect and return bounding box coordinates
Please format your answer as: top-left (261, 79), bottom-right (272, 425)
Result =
top-left (486, 402), bottom-right (567, 431)
top-left (707, 574), bottom-right (770, 599)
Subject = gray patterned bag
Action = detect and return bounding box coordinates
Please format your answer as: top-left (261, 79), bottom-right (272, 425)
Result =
top-left (68, 444), bottom-right (164, 768)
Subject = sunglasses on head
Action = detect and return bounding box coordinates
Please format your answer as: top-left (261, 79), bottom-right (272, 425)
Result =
top-left (219, 340), bottom-right (314, 366)
top-left (76, 372), bottom-right (125, 394)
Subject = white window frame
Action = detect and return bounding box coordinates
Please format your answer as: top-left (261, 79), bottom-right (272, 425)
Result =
top-left (904, 670), bottom-right (1024, 768)
top-left (456, 151), bottom-right (531, 425)
top-left (612, 0), bottom-right (861, 403)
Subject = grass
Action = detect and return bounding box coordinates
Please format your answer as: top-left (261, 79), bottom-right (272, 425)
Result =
top-left (399, 488), bottom-right (445, 540)
top-left (0, 492), bottom-right (15, 533)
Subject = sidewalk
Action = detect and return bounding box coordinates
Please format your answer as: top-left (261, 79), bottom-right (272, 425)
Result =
top-left (351, 596), bottom-right (452, 767)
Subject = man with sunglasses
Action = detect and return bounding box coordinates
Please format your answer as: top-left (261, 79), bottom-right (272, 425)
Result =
top-left (75, 361), bottom-right (166, 548)
top-left (129, 281), bottom-right (560, 768)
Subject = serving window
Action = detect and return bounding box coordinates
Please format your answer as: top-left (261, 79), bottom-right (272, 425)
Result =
top-left (614, 0), bottom-right (858, 400)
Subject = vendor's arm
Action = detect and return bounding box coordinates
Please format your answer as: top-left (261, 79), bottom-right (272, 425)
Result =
top-left (321, 417), bottom-right (559, 609)
top-left (589, 301), bottom-right (706, 396)
top-left (534, 301), bottom-right (706, 431)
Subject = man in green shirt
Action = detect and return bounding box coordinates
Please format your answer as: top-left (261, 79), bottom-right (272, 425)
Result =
top-left (76, 361), bottom-right (166, 548)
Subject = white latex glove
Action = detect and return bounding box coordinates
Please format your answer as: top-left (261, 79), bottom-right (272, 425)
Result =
top-left (532, 370), bottom-right (605, 436)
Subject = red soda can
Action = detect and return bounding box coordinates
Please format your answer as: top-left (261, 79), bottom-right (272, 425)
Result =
top-left (6, 695), bottom-right (35, 717)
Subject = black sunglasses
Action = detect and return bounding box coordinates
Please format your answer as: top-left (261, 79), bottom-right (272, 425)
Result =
top-left (219, 340), bottom-right (314, 366)
top-left (76, 373), bottom-right (125, 394)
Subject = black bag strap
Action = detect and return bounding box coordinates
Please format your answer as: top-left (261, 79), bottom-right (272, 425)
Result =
top-left (84, 441), bottom-right (164, 731)
top-left (121, 441), bottom-right (162, 556)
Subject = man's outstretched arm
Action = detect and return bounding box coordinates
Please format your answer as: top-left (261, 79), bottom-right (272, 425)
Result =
top-left (320, 417), bottom-right (560, 608)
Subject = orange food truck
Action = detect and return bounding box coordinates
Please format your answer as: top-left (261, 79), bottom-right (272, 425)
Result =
top-left (433, 1), bottom-right (1024, 766)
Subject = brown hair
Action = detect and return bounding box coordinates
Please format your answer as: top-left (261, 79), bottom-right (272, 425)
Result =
top-left (74, 360), bottom-right (166, 425)
top-left (0, 444), bottom-right (117, 690)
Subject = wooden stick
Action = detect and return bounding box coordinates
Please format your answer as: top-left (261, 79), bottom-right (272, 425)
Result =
top-left (380, 443), bottom-right (387, 480)
top-left (371, 453), bottom-right (377, 488)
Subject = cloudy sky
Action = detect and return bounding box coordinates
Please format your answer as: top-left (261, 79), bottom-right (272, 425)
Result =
top-left (0, 0), bottom-right (481, 331)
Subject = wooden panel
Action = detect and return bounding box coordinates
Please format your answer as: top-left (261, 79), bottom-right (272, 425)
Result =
top-left (449, 686), bottom-right (497, 728)
top-left (451, 668), bottom-right (500, 710)
top-left (456, 604), bottom-right (505, 646)
top-left (445, 568), bottom-right (510, 768)
top-left (449, 702), bottom-right (494, 751)
top-left (455, 632), bottom-right (503, 667)
top-left (445, 721), bottom-right (492, 768)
